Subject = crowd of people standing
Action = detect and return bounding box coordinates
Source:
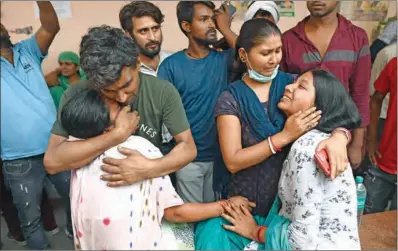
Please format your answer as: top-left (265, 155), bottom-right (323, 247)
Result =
top-left (1, 1), bottom-right (396, 250)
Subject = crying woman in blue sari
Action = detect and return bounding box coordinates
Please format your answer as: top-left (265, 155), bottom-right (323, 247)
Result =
top-left (195, 19), bottom-right (353, 250)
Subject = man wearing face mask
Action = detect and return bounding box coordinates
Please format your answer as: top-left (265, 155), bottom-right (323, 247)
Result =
top-left (119, 1), bottom-right (174, 153)
top-left (1, 2), bottom-right (74, 249)
top-left (158, 1), bottom-right (239, 203)
top-left (281, 1), bottom-right (371, 170)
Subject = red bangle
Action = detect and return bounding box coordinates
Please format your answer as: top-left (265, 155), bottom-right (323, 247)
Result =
top-left (269, 136), bottom-right (282, 152)
top-left (257, 226), bottom-right (266, 242)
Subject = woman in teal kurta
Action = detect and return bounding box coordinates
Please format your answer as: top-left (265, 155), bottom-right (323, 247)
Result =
top-left (46, 51), bottom-right (86, 110)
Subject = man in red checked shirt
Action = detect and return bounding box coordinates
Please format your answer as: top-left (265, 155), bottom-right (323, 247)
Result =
top-left (365, 56), bottom-right (397, 214)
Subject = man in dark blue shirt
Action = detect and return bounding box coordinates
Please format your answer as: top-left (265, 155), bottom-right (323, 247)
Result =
top-left (158, 1), bottom-right (237, 203)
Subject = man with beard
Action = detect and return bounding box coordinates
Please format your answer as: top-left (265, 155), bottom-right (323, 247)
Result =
top-left (119, 1), bottom-right (174, 152)
top-left (1, 2), bottom-right (73, 249)
top-left (280, 1), bottom-right (371, 170)
top-left (158, 1), bottom-right (238, 203)
top-left (119, 1), bottom-right (170, 77)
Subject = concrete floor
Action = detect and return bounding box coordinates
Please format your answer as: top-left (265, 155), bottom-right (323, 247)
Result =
top-left (1, 184), bottom-right (74, 250)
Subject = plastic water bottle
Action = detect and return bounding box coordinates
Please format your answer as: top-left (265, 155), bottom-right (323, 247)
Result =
top-left (356, 176), bottom-right (367, 228)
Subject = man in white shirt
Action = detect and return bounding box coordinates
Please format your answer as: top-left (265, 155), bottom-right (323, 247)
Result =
top-left (119, 1), bottom-right (173, 145)
top-left (139, 50), bottom-right (171, 77)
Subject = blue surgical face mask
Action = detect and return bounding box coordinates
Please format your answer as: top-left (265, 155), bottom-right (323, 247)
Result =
top-left (244, 52), bottom-right (279, 83)
top-left (248, 64), bottom-right (279, 83)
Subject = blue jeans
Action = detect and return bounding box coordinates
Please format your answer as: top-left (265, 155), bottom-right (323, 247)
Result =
top-left (2, 154), bottom-right (71, 250)
top-left (364, 165), bottom-right (397, 214)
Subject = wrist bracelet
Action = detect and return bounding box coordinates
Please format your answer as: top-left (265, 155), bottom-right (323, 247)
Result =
top-left (270, 136), bottom-right (281, 152)
top-left (257, 226), bottom-right (266, 242)
top-left (333, 127), bottom-right (351, 143)
top-left (268, 137), bottom-right (276, 154)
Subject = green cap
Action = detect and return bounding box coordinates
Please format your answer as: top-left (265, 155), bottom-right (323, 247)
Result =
top-left (355, 176), bottom-right (364, 184)
top-left (58, 51), bottom-right (80, 65)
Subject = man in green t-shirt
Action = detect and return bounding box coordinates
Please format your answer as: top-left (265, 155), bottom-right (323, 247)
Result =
top-left (44, 26), bottom-right (197, 187)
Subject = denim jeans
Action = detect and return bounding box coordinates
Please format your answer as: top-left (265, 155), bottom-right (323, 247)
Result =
top-left (364, 165), bottom-right (397, 214)
top-left (46, 171), bottom-right (72, 235)
top-left (2, 154), bottom-right (71, 250)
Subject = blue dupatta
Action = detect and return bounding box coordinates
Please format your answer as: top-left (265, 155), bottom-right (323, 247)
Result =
top-left (228, 71), bottom-right (294, 141)
top-left (213, 71), bottom-right (294, 198)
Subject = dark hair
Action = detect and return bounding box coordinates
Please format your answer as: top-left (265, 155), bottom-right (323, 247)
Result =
top-left (254, 9), bottom-right (273, 19)
top-left (176, 1), bottom-right (216, 37)
top-left (310, 69), bottom-right (362, 133)
top-left (79, 25), bottom-right (139, 89)
top-left (119, 1), bottom-right (164, 36)
top-left (230, 18), bottom-right (281, 82)
top-left (61, 89), bottom-right (111, 139)
top-left (247, 1), bottom-right (274, 19)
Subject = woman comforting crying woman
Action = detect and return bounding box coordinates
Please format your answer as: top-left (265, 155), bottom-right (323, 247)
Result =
top-left (196, 19), bottom-right (360, 250)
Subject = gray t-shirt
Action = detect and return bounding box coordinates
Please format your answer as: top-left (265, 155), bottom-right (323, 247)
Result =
top-left (378, 20), bottom-right (397, 45)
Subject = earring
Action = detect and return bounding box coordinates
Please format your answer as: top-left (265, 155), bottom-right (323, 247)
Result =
top-left (241, 57), bottom-right (245, 62)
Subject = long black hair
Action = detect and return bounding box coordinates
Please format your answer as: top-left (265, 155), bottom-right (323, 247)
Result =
top-left (310, 69), bottom-right (362, 133)
top-left (230, 18), bottom-right (281, 82)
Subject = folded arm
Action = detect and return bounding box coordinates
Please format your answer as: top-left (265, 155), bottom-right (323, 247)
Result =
top-left (45, 68), bottom-right (61, 87)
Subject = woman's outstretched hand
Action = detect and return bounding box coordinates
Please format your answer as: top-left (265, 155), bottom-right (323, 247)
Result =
top-left (221, 203), bottom-right (263, 241)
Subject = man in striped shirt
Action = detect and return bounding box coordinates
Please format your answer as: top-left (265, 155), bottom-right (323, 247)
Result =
top-left (281, 1), bottom-right (371, 169)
